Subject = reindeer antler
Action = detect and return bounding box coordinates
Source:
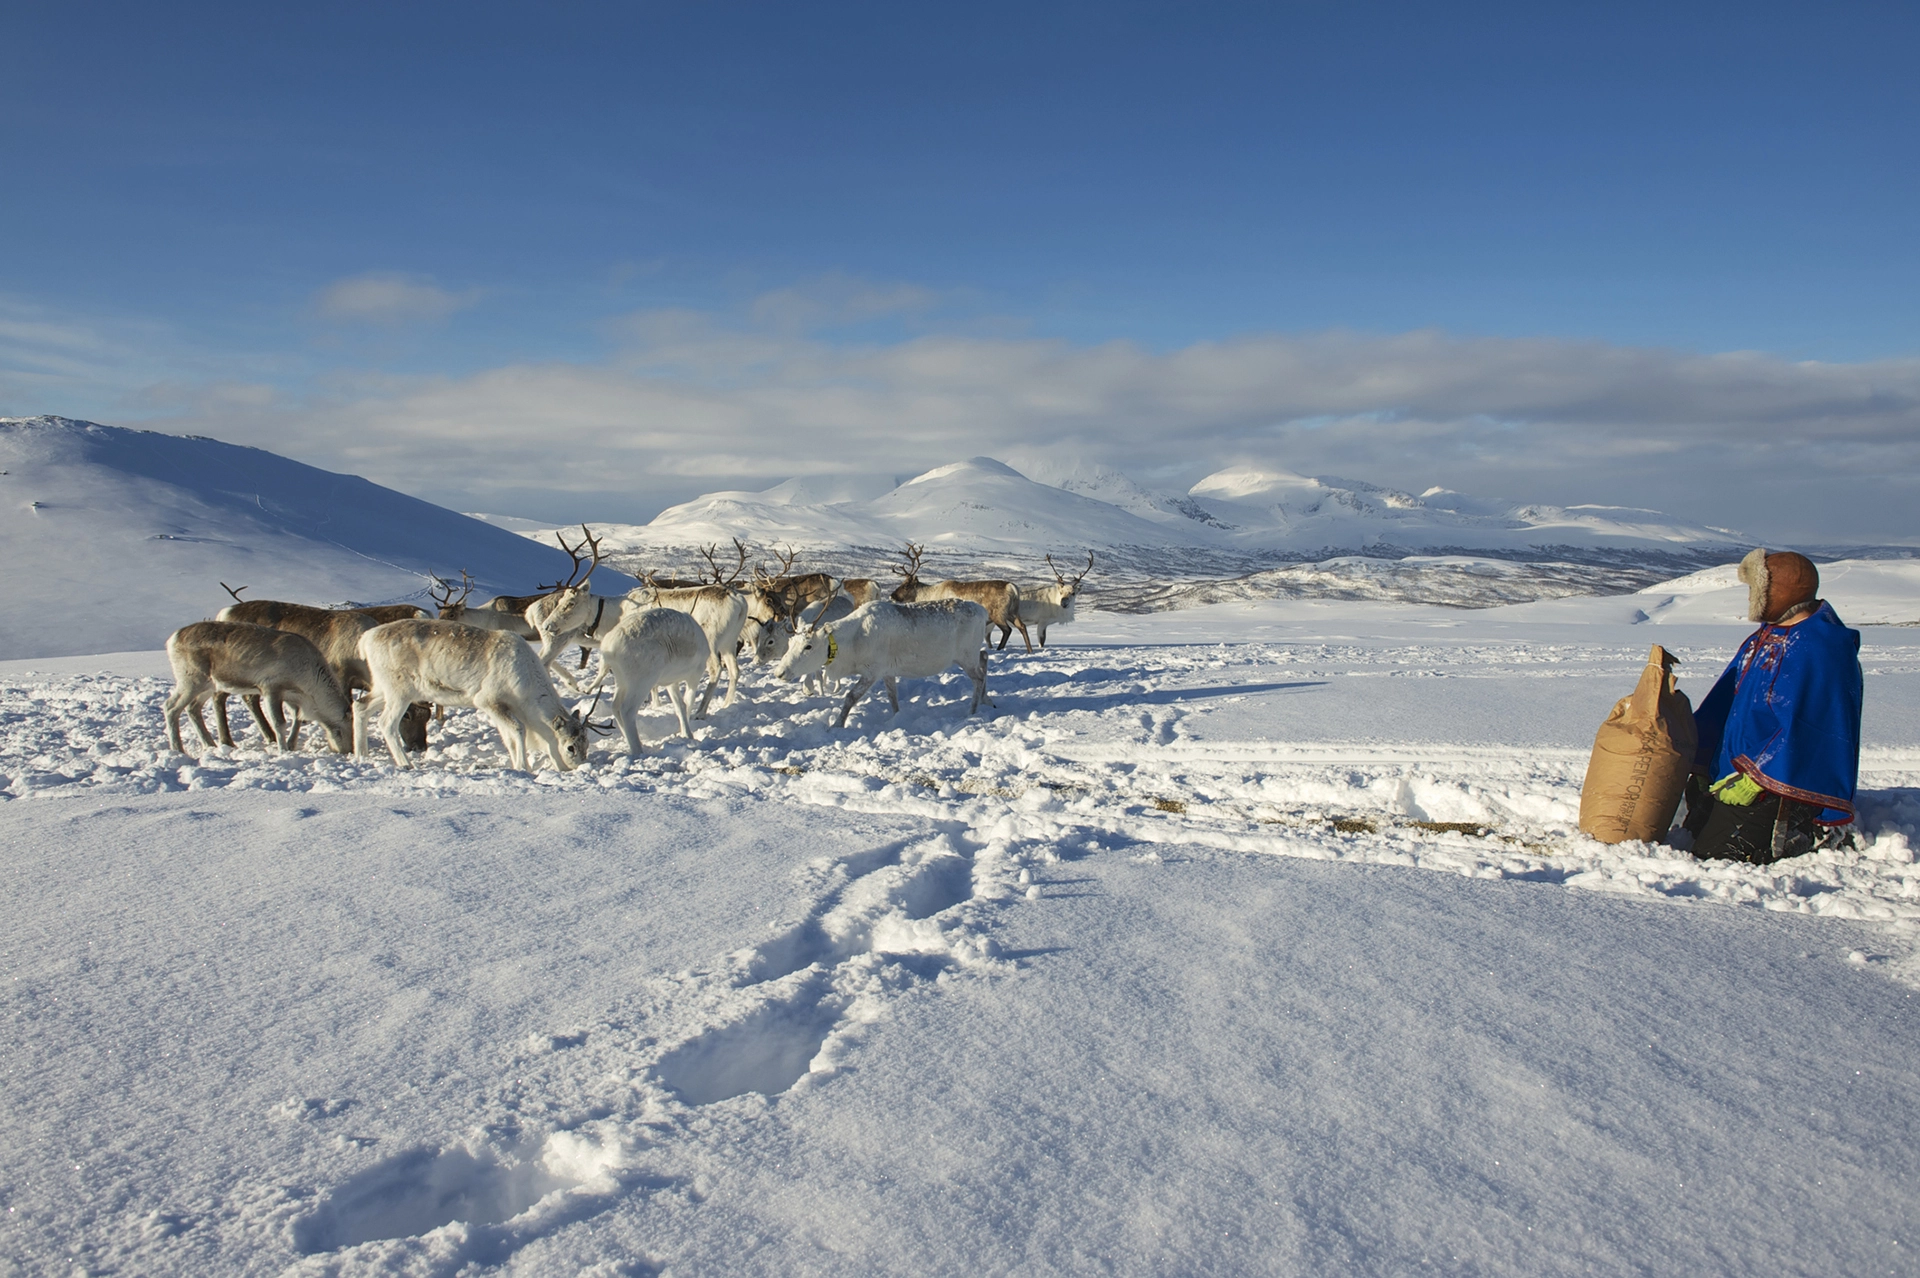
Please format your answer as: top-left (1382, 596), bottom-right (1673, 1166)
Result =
top-left (1073, 551), bottom-right (1095, 587)
top-left (541, 524), bottom-right (606, 591)
top-left (428, 570), bottom-right (474, 610)
top-left (896, 541), bottom-right (926, 580)
top-left (697, 538), bottom-right (750, 587)
top-left (761, 543), bottom-right (799, 581)
top-left (219, 581), bottom-right (248, 603)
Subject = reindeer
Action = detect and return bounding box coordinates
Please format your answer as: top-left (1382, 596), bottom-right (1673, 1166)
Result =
top-left (164, 622), bottom-right (353, 756)
top-left (891, 541), bottom-right (1033, 652)
top-left (432, 571), bottom-right (539, 640)
top-left (773, 598), bottom-right (993, 728)
top-left (589, 606), bottom-right (713, 755)
top-left (522, 526), bottom-right (651, 683)
top-left (1018, 552), bottom-right (1094, 647)
top-left (355, 620), bottom-right (591, 772)
top-left (748, 544), bottom-right (836, 630)
top-left (841, 578), bottom-right (885, 607)
top-left (214, 598), bottom-right (379, 747)
top-left (628, 543), bottom-right (751, 716)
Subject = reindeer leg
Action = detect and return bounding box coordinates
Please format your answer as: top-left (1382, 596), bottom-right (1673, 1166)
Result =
top-left (671, 683), bottom-right (697, 741)
top-left (186, 698), bottom-right (218, 749)
top-left (836, 676), bottom-right (876, 728)
top-left (722, 647), bottom-right (743, 707)
top-left (1015, 618), bottom-right (1034, 653)
top-left (378, 699), bottom-right (413, 768)
top-left (884, 676), bottom-right (900, 713)
top-left (213, 695), bottom-right (236, 747)
top-left (265, 696), bottom-right (295, 753)
top-left (166, 688), bottom-right (204, 753)
top-left (693, 650), bottom-right (723, 719)
top-left (279, 696), bottom-right (305, 751)
top-left (612, 685), bottom-right (646, 756)
top-left (1038, 626), bottom-right (1048, 648)
top-left (243, 693), bottom-right (277, 744)
top-left (995, 624), bottom-right (1010, 651)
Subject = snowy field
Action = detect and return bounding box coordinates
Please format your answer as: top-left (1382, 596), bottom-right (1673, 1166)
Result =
top-left (5, 599), bottom-right (1920, 1275)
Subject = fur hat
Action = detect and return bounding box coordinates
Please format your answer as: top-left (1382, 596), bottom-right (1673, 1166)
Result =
top-left (1737, 548), bottom-right (1820, 624)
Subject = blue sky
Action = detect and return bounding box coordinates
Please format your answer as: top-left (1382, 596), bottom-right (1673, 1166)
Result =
top-left (3, 1), bottom-right (1917, 538)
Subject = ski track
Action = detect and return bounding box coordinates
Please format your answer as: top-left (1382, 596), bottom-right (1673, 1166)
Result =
top-left (5, 636), bottom-right (1920, 1274)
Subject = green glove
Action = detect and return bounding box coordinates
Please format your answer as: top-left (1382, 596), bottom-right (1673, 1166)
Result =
top-left (1710, 772), bottom-right (1766, 806)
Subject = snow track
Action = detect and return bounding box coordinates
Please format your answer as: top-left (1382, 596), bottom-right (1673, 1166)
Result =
top-left (281, 824), bottom-right (1022, 1276)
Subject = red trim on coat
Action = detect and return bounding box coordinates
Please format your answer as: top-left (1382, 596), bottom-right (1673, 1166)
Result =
top-left (1732, 755), bottom-right (1855, 823)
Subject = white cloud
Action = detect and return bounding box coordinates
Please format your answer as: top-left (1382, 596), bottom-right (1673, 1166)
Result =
top-left (155, 318), bottom-right (1920, 543)
top-left (747, 272), bottom-right (946, 333)
top-left (12, 279), bottom-right (1911, 544)
top-left (313, 274), bottom-right (481, 325)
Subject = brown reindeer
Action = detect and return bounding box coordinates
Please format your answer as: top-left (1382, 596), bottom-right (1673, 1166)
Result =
top-left (891, 541), bottom-right (1032, 652)
top-left (841, 578), bottom-right (884, 606)
top-left (165, 622), bottom-right (352, 756)
top-left (212, 598), bottom-right (434, 752)
top-left (750, 544), bottom-right (836, 629)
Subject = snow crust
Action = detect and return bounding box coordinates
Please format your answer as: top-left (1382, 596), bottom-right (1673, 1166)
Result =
top-left (5, 597), bottom-right (1920, 1274)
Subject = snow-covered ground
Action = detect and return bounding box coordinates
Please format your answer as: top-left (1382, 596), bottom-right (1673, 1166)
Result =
top-left (5, 594), bottom-right (1919, 1275)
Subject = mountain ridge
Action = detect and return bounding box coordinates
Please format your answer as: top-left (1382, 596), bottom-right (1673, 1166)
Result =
top-left (0, 416), bottom-right (634, 658)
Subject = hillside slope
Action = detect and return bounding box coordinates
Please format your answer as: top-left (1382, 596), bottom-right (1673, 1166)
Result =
top-left (0, 417), bottom-right (632, 658)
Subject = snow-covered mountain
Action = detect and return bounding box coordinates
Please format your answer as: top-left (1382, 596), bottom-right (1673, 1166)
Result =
top-left (0, 417), bottom-right (633, 658)
top-left (495, 455), bottom-right (1748, 608)
top-left (1181, 465), bottom-right (1738, 549)
top-left (535, 455), bottom-right (1743, 565)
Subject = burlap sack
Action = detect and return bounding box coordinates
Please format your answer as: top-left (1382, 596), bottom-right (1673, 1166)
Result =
top-left (1578, 644), bottom-right (1697, 844)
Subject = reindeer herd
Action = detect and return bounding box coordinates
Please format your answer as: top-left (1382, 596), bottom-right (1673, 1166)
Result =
top-left (161, 529), bottom-right (1096, 772)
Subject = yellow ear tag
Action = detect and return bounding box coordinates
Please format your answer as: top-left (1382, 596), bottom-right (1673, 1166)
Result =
top-left (826, 634), bottom-right (838, 663)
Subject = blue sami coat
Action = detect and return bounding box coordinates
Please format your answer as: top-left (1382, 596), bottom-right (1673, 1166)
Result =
top-left (1693, 602), bottom-right (1863, 824)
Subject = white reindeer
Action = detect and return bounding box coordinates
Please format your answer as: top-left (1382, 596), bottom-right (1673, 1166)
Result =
top-left (591, 606), bottom-right (713, 755)
top-left (164, 621), bottom-right (353, 756)
top-left (772, 599), bottom-right (992, 728)
top-left (1017, 552), bottom-right (1094, 648)
top-left (628, 581), bottom-right (748, 716)
top-left (355, 620), bottom-right (589, 771)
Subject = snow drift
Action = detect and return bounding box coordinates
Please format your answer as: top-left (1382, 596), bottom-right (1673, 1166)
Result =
top-left (0, 417), bottom-right (634, 659)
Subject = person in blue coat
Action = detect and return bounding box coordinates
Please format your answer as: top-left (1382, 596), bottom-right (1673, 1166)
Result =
top-left (1683, 549), bottom-right (1863, 864)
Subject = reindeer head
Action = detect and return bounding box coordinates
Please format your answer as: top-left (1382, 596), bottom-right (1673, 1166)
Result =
top-left (770, 622), bottom-right (836, 684)
top-left (555, 687), bottom-right (613, 769)
top-left (1046, 551), bottom-right (1094, 606)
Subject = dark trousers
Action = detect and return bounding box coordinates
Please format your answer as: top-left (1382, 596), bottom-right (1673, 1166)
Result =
top-left (1682, 776), bottom-right (1820, 865)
